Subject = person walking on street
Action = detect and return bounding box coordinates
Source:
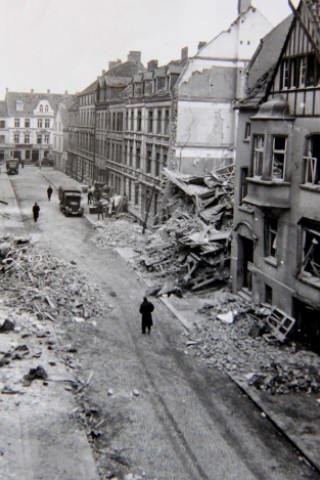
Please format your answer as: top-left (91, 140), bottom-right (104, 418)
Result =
top-left (97, 200), bottom-right (103, 220)
top-left (47, 185), bottom-right (53, 201)
top-left (88, 189), bottom-right (93, 204)
top-left (139, 297), bottom-right (154, 335)
top-left (32, 202), bottom-right (40, 223)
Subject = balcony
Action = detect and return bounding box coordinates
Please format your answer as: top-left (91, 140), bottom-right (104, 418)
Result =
top-left (243, 177), bottom-right (291, 209)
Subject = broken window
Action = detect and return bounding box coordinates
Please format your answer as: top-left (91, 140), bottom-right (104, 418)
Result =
top-left (304, 135), bottom-right (320, 186)
top-left (301, 222), bottom-right (320, 279)
top-left (265, 217), bottom-right (278, 259)
top-left (272, 136), bottom-right (287, 180)
top-left (253, 135), bottom-right (264, 177)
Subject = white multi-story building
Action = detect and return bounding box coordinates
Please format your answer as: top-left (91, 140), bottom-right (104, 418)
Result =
top-left (0, 89), bottom-right (73, 165)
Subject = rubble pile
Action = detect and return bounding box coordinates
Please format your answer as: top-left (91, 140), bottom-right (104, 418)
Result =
top-left (0, 236), bottom-right (107, 323)
top-left (182, 290), bottom-right (320, 394)
top-left (131, 166), bottom-right (235, 293)
top-left (91, 219), bottom-right (149, 250)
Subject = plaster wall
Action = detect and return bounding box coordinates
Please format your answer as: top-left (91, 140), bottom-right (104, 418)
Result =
top-left (197, 9), bottom-right (272, 61)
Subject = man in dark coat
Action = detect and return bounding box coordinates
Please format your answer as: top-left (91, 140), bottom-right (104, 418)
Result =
top-left (139, 297), bottom-right (154, 334)
top-left (47, 185), bottom-right (53, 201)
top-left (32, 202), bottom-right (40, 222)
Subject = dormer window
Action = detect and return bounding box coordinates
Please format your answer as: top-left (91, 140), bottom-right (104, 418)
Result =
top-left (40, 105), bottom-right (43, 112)
top-left (45, 105), bottom-right (49, 112)
top-left (16, 101), bottom-right (23, 111)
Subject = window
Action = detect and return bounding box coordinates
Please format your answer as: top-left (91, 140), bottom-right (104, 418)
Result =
top-left (136, 142), bottom-right (141, 170)
top-left (163, 149), bottom-right (168, 168)
top-left (38, 119), bottom-right (43, 128)
top-left (253, 135), bottom-right (264, 177)
top-left (45, 105), bottom-right (48, 113)
top-left (134, 183), bottom-right (139, 206)
top-left (240, 167), bottom-right (249, 203)
top-left (44, 134), bottom-right (50, 144)
top-left (25, 118), bottom-right (30, 128)
top-left (14, 118), bottom-right (20, 128)
top-left (148, 110), bottom-right (153, 133)
top-left (265, 217), bottom-right (278, 259)
top-left (300, 220), bottom-right (320, 279)
top-left (0, 135), bottom-right (5, 144)
top-left (130, 110), bottom-right (134, 131)
top-left (155, 149), bottom-right (161, 176)
top-left (272, 136), bottom-right (287, 180)
top-left (37, 134), bottom-right (42, 144)
top-left (0, 120), bottom-right (5, 128)
top-left (156, 109), bottom-right (162, 134)
top-left (16, 101), bottom-right (23, 111)
top-left (164, 109), bottom-right (170, 135)
top-left (244, 122), bottom-right (251, 141)
top-left (45, 119), bottom-right (50, 128)
top-left (24, 134), bottom-right (30, 144)
top-left (146, 145), bottom-right (152, 173)
top-left (265, 285), bottom-right (273, 304)
top-left (40, 105), bottom-right (43, 112)
top-left (14, 133), bottom-right (20, 143)
top-left (304, 135), bottom-right (320, 186)
top-left (137, 110), bottom-right (142, 131)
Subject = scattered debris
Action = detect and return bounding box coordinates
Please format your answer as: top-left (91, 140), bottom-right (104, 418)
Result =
top-left (23, 365), bottom-right (48, 386)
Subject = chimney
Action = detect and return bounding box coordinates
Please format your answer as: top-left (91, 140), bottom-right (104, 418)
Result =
top-left (31, 89), bottom-right (34, 93)
top-left (127, 51), bottom-right (141, 63)
top-left (108, 59), bottom-right (122, 69)
top-left (101, 69), bottom-right (106, 75)
top-left (6, 88), bottom-right (9, 93)
top-left (198, 41), bottom-right (207, 51)
top-left (147, 59), bottom-right (158, 72)
top-left (47, 89), bottom-right (50, 94)
top-left (238, 0), bottom-right (251, 14)
top-left (181, 46), bottom-right (188, 60)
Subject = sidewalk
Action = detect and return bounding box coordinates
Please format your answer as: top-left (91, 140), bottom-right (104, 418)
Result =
top-left (0, 169), bottom-right (100, 480)
top-left (2, 167), bottom-right (320, 475)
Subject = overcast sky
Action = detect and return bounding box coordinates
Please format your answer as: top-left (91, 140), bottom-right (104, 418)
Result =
top-left (0, 0), bottom-right (294, 97)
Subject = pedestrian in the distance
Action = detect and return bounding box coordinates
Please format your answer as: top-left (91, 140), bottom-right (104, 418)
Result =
top-left (47, 185), bottom-right (53, 201)
top-left (97, 200), bottom-right (103, 220)
top-left (88, 189), bottom-right (93, 204)
top-left (139, 296), bottom-right (154, 335)
top-left (32, 202), bottom-right (40, 222)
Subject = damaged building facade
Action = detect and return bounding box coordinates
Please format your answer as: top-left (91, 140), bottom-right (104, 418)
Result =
top-left (65, 0), bottom-right (273, 227)
top-left (232, 0), bottom-right (320, 351)
top-left (171, 0), bottom-right (272, 176)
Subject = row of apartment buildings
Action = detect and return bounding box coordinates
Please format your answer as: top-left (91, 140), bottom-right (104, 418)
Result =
top-left (0, 0), bottom-right (319, 349)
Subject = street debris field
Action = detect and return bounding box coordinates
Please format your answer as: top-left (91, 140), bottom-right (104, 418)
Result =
top-left (1, 230), bottom-right (320, 478)
top-left (90, 213), bottom-right (320, 397)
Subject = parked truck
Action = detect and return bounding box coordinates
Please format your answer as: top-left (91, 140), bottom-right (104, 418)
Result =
top-left (58, 186), bottom-right (84, 217)
top-left (6, 159), bottom-right (19, 175)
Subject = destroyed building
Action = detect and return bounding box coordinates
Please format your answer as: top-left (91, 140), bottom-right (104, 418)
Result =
top-left (231, 0), bottom-right (320, 352)
top-left (65, 1), bottom-right (273, 229)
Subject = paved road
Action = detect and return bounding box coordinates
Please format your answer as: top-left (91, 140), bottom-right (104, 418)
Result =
top-left (9, 167), bottom-right (320, 480)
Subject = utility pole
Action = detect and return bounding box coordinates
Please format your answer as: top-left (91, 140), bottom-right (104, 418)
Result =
top-left (92, 106), bottom-right (97, 184)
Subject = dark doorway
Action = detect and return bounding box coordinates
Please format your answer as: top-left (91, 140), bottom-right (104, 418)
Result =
top-left (238, 236), bottom-right (253, 291)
